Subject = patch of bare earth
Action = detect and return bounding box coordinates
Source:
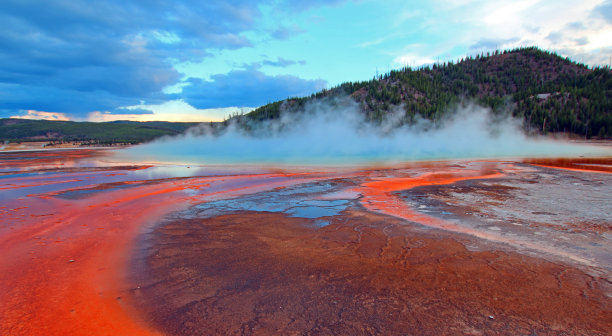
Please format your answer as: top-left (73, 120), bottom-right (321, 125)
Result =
top-left (132, 210), bottom-right (611, 336)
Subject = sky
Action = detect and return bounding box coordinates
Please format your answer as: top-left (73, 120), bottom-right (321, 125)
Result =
top-left (1, 0), bottom-right (611, 122)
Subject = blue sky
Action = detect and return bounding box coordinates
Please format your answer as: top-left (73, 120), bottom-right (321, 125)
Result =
top-left (1, 0), bottom-right (611, 122)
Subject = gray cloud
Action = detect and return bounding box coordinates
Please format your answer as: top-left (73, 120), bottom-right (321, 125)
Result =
top-left (557, 46), bottom-right (612, 67)
top-left (0, 82), bottom-right (149, 117)
top-left (262, 57), bottom-right (305, 67)
top-left (469, 37), bottom-right (520, 51)
top-left (0, 0), bottom-right (335, 117)
top-left (112, 108), bottom-right (154, 115)
top-left (271, 25), bottom-right (306, 40)
top-left (546, 32), bottom-right (563, 44)
top-left (545, 20), bottom-right (595, 50)
top-left (179, 69), bottom-right (327, 109)
top-left (593, 0), bottom-right (612, 24)
top-left (280, 0), bottom-right (351, 12)
top-left (565, 21), bottom-right (587, 30)
top-left (573, 37), bottom-right (589, 46)
top-left (0, 0), bottom-right (264, 114)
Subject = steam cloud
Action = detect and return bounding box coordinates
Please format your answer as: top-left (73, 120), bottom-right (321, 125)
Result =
top-left (115, 98), bottom-right (609, 166)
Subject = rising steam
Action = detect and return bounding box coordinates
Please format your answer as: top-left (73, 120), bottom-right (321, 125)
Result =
top-left (115, 98), bottom-right (609, 166)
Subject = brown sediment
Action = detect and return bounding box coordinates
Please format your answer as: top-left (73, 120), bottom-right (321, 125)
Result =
top-left (135, 210), bottom-right (612, 336)
top-left (524, 157), bottom-right (612, 173)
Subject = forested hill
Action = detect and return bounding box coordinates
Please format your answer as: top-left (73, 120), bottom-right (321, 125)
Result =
top-left (244, 47), bottom-right (611, 138)
top-left (0, 119), bottom-right (200, 144)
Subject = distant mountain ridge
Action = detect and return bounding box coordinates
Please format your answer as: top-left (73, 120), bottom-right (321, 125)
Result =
top-left (243, 47), bottom-right (611, 138)
top-left (0, 118), bottom-right (200, 144)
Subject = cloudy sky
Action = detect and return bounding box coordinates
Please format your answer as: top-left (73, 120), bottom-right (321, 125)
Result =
top-left (1, 0), bottom-right (611, 122)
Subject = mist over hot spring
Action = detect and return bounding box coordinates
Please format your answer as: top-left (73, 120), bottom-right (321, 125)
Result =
top-left (115, 99), bottom-right (609, 166)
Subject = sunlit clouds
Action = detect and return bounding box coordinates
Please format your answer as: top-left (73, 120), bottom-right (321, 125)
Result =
top-left (89, 101), bottom-right (254, 123)
top-left (12, 110), bottom-right (70, 121)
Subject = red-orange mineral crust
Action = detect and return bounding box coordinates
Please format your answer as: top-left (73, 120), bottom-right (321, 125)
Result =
top-left (1, 150), bottom-right (611, 336)
top-left (134, 210), bottom-right (611, 336)
top-left (524, 157), bottom-right (612, 173)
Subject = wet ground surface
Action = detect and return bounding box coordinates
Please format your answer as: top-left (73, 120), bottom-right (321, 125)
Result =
top-left (397, 163), bottom-right (612, 276)
top-left (0, 149), bottom-right (611, 335)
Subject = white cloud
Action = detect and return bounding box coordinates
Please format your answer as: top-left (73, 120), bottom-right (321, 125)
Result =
top-left (484, 0), bottom-right (539, 26)
top-left (11, 110), bottom-right (70, 121)
top-left (526, 1), bottom-right (612, 65)
top-left (357, 36), bottom-right (393, 48)
top-left (152, 30), bottom-right (181, 44)
top-left (392, 54), bottom-right (436, 68)
top-left (433, 0), bottom-right (612, 65)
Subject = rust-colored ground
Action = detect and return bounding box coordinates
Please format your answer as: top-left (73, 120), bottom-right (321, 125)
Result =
top-left (1, 150), bottom-right (611, 335)
top-left (0, 150), bottom-right (329, 335)
top-left (524, 157), bottom-right (612, 173)
top-left (136, 211), bottom-right (611, 335)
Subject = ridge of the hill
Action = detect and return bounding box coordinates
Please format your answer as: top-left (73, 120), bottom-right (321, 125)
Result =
top-left (244, 47), bottom-right (611, 138)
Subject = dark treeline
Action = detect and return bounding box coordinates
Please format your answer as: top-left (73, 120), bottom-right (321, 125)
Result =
top-left (0, 119), bottom-right (201, 144)
top-left (245, 47), bottom-right (612, 138)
